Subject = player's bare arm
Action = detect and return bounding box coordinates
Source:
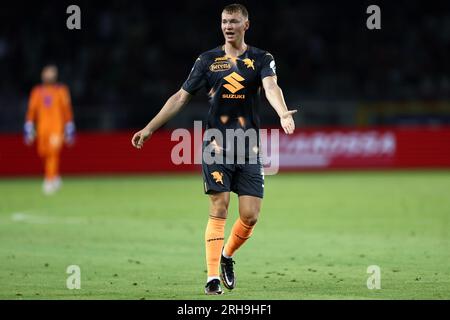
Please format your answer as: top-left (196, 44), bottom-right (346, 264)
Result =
top-left (262, 76), bottom-right (297, 134)
top-left (131, 88), bottom-right (192, 149)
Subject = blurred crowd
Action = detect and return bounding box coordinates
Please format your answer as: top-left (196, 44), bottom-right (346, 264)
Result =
top-left (0, 0), bottom-right (449, 131)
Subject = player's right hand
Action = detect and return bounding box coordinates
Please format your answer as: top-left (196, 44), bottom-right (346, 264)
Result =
top-left (131, 127), bottom-right (152, 149)
top-left (24, 121), bottom-right (35, 146)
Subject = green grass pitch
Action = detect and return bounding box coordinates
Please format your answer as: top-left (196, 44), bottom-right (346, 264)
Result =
top-left (0, 171), bottom-right (449, 299)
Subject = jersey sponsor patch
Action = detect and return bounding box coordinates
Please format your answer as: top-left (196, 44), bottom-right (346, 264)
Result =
top-left (214, 56), bottom-right (229, 62)
top-left (222, 93), bottom-right (245, 99)
top-left (223, 72), bottom-right (245, 93)
top-left (209, 61), bottom-right (232, 72)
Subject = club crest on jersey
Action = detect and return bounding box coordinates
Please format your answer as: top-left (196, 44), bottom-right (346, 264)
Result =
top-left (242, 58), bottom-right (255, 70)
top-left (210, 61), bottom-right (232, 72)
top-left (44, 95), bottom-right (53, 107)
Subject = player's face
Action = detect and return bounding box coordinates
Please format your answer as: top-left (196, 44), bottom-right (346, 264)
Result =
top-left (221, 11), bottom-right (249, 44)
top-left (41, 66), bottom-right (58, 84)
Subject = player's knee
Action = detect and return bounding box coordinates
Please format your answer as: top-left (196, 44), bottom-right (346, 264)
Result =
top-left (239, 201), bottom-right (260, 226)
top-left (210, 194), bottom-right (229, 218)
top-left (211, 204), bottom-right (227, 218)
top-left (240, 207), bottom-right (259, 226)
top-left (241, 215), bottom-right (258, 226)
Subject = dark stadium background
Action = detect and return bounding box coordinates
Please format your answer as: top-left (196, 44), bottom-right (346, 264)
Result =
top-left (1, 0), bottom-right (449, 129)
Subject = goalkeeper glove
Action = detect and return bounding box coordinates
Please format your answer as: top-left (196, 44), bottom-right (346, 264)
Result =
top-left (65, 121), bottom-right (76, 144)
top-left (24, 121), bottom-right (35, 145)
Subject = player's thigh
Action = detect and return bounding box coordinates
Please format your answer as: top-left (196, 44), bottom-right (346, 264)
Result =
top-left (37, 134), bottom-right (49, 158)
top-left (231, 163), bottom-right (264, 199)
top-left (48, 132), bottom-right (63, 153)
top-left (202, 161), bottom-right (234, 194)
top-left (37, 132), bottom-right (63, 157)
top-left (209, 192), bottom-right (231, 219)
top-left (238, 195), bottom-right (261, 226)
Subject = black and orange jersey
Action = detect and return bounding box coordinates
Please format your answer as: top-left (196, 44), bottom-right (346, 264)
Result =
top-left (182, 45), bottom-right (276, 137)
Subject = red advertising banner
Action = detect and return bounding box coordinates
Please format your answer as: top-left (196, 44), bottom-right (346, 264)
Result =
top-left (0, 127), bottom-right (449, 176)
top-left (276, 127), bottom-right (450, 169)
top-left (0, 131), bottom-right (198, 176)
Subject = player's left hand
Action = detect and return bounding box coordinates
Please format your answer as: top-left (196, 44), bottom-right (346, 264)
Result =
top-left (280, 110), bottom-right (297, 134)
top-left (64, 122), bottom-right (76, 146)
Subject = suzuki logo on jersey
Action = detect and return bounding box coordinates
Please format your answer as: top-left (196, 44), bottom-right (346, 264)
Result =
top-left (223, 72), bottom-right (244, 93)
top-left (223, 72), bottom-right (245, 99)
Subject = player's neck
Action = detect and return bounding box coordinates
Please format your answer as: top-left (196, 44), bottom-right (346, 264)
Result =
top-left (223, 41), bottom-right (247, 58)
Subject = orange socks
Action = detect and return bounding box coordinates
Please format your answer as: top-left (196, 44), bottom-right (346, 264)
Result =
top-left (205, 216), bottom-right (226, 279)
top-left (223, 218), bottom-right (255, 258)
top-left (205, 217), bottom-right (256, 280)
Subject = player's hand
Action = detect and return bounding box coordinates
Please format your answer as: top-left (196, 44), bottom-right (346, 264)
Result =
top-left (64, 122), bottom-right (76, 146)
top-left (24, 136), bottom-right (35, 146)
top-left (24, 121), bottom-right (35, 146)
top-left (132, 127), bottom-right (152, 149)
top-left (280, 110), bottom-right (297, 134)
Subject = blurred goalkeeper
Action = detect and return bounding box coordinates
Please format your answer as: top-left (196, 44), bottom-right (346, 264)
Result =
top-left (24, 65), bottom-right (75, 195)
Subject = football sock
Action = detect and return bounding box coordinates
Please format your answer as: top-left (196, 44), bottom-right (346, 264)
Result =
top-left (205, 216), bottom-right (226, 279)
top-left (222, 249), bottom-right (231, 259)
top-left (207, 276), bottom-right (220, 283)
top-left (45, 153), bottom-right (59, 180)
top-left (224, 218), bottom-right (255, 258)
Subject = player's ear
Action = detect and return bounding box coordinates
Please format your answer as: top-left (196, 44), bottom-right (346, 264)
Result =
top-left (244, 20), bottom-right (250, 31)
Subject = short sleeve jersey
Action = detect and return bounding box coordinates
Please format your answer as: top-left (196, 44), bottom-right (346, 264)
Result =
top-left (182, 45), bottom-right (276, 135)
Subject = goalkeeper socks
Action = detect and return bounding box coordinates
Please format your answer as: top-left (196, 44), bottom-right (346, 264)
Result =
top-left (223, 218), bottom-right (255, 258)
top-left (205, 216), bottom-right (226, 279)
